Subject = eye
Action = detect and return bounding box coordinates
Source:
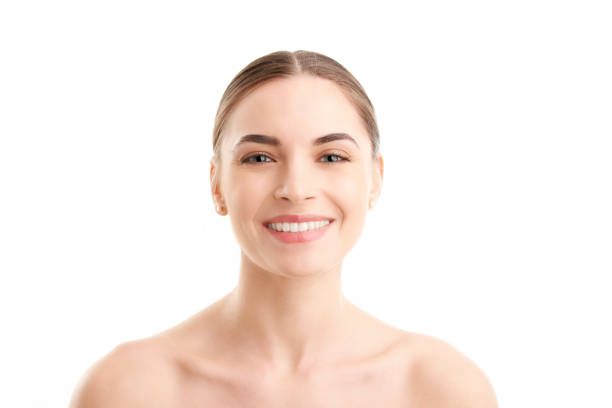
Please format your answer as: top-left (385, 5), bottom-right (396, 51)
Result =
top-left (241, 153), bottom-right (273, 164)
top-left (319, 153), bottom-right (350, 164)
top-left (240, 152), bottom-right (350, 165)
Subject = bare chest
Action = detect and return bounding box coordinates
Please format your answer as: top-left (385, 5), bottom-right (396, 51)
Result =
top-left (170, 365), bottom-right (411, 408)
top-left (147, 321), bottom-right (419, 407)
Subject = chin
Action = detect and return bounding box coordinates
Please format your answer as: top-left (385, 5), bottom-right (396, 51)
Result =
top-left (271, 258), bottom-right (337, 278)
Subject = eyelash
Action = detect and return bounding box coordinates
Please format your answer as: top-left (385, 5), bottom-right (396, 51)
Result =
top-left (241, 152), bottom-right (350, 165)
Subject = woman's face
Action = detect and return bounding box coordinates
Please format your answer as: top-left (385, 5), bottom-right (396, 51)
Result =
top-left (211, 74), bottom-right (383, 277)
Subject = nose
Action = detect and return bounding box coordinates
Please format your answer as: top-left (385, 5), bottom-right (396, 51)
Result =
top-left (274, 158), bottom-right (316, 203)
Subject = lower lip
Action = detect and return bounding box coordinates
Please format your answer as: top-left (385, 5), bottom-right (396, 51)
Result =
top-left (264, 221), bottom-right (334, 243)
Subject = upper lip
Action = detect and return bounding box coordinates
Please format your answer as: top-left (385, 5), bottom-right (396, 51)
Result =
top-left (263, 214), bottom-right (335, 224)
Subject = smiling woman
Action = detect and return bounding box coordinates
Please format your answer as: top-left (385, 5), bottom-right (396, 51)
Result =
top-left (69, 50), bottom-right (498, 407)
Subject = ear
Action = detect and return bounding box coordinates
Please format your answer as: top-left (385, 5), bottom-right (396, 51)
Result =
top-left (369, 154), bottom-right (384, 205)
top-left (210, 156), bottom-right (224, 209)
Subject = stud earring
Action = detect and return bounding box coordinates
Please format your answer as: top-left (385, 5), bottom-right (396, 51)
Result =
top-left (369, 200), bottom-right (376, 209)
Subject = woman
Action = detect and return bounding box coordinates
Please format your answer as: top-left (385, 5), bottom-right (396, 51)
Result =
top-left (70, 50), bottom-right (498, 407)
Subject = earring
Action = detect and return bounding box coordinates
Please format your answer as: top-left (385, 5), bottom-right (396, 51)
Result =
top-left (369, 200), bottom-right (376, 209)
top-left (216, 203), bottom-right (226, 214)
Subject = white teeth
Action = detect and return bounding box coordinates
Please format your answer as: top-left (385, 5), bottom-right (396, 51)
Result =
top-left (267, 220), bottom-right (330, 233)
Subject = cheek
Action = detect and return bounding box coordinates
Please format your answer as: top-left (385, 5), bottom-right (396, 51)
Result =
top-left (224, 164), bottom-right (369, 214)
top-left (224, 172), bottom-right (268, 241)
top-left (332, 166), bottom-right (369, 197)
top-left (223, 167), bottom-right (268, 204)
top-left (328, 168), bottom-right (370, 222)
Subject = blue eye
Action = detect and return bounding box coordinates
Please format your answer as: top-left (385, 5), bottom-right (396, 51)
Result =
top-left (242, 153), bottom-right (272, 164)
top-left (241, 152), bottom-right (350, 165)
top-left (320, 154), bottom-right (349, 163)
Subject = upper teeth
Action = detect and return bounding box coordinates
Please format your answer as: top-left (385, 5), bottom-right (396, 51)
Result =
top-left (267, 220), bottom-right (330, 232)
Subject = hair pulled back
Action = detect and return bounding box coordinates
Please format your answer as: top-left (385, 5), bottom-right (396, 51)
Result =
top-left (212, 50), bottom-right (380, 166)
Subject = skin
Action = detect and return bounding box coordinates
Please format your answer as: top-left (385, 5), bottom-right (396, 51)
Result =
top-left (69, 74), bottom-right (498, 407)
top-left (208, 73), bottom-right (385, 376)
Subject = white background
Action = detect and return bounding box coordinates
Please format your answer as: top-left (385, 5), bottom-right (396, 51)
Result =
top-left (1, 1), bottom-right (610, 406)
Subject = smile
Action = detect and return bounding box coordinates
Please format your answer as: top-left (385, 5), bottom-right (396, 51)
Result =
top-left (266, 220), bottom-right (330, 232)
top-left (264, 220), bottom-right (334, 243)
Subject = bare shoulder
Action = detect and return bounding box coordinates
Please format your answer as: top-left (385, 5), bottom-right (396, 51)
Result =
top-left (69, 339), bottom-right (177, 408)
top-left (403, 332), bottom-right (499, 408)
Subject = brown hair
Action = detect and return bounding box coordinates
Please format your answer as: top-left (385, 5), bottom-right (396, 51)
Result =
top-left (212, 50), bottom-right (380, 167)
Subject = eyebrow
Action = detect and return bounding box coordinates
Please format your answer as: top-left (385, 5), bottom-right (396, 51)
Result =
top-left (231, 132), bottom-right (360, 153)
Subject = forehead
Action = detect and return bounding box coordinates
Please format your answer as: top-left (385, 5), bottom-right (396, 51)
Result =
top-left (223, 74), bottom-right (368, 150)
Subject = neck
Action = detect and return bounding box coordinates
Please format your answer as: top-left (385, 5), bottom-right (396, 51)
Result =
top-left (220, 251), bottom-right (353, 375)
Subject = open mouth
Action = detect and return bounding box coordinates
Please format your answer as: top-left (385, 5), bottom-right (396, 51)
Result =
top-left (263, 220), bottom-right (334, 243)
top-left (264, 219), bottom-right (333, 233)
